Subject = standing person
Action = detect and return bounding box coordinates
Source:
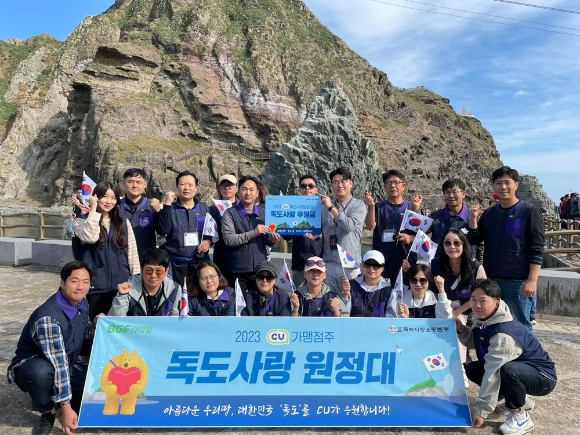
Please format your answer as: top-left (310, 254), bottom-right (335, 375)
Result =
top-left (320, 168), bottom-right (366, 292)
top-left (188, 261), bottom-right (236, 316)
top-left (7, 261), bottom-right (93, 435)
top-left (72, 182), bottom-right (140, 320)
top-left (398, 264), bottom-right (452, 319)
top-left (293, 257), bottom-right (344, 317)
top-left (456, 279), bottom-right (556, 433)
top-left (242, 262), bottom-right (292, 316)
top-left (256, 182), bottom-right (272, 261)
top-left (108, 248), bottom-right (181, 317)
top-left (209, 174), bottom-right (239, 274)
top-left (341, 251), bottom-right (397, 317)
top-left (467, 166), bottom-right (545, 332)
top-left (284, 174), bottom-right (323, 287)
top-left (156, 171), bottom-right (212, 288)
top-left (429, 178), bottom-right (473, 257)
top-left (364, 170), bottom-right (422, 287)
top-left (222, 176), bottom-right (280, 292)
top-left (559, 195), bottom-right (568, 230)
top-left (71, 187), bottom-right (87, 217)
top-left (120, 168), bottom-right (161, 260)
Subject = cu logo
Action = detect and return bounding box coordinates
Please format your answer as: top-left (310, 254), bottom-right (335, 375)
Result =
top-left (267, 329), bottom-right (290, 345)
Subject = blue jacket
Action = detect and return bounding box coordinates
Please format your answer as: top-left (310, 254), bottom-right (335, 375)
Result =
top-left (120, 197), bottom-right (157, 259)
top-left (189, 287), bottom-right (236, 316)
top-left (431, 258), bottom-right (482, 306)
top-left (242, 287), bottom-right (291, 316)
top-left (295, 283), bottom-right (336, 317)
top-left (348, 276), bottom-right (397, 318)
top-left (429, 204), bottom-right (472, 257)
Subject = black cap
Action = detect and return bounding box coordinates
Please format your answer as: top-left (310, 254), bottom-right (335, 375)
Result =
top-left (254, 261), bottom-right (278, 277)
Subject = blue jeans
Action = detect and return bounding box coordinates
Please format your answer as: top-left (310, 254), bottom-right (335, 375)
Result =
top-left (466, 360), bottom-right (555, 410)
top-left (14, 357), bottom-right (87, 414)
top-left (492, 278), bottom-right (533, 332)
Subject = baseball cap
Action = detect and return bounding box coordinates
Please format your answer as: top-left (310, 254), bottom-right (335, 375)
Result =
top-left (254, 261), bottom-right (278, 277)
top-left (362, 250), bottom-right (385, 265)
top-left (218, 174), bottom-right (237, 185)
top-left (304, 256), bottom-right (326, 272)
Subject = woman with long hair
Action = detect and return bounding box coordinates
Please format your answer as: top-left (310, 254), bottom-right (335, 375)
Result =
top-left (398, 264), bottom-right (452, 319)
top-left (188, 262), bottom-right (236, 316)
top-left (72, 181), bottom-right (140, 320)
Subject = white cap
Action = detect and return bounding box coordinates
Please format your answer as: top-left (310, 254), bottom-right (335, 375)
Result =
top-left (362, 250), bottom-right (385, 265)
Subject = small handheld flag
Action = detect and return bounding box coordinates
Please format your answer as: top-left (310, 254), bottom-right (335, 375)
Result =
top-left (235, 279), bottom-right (246, 317)
top-left (210, 195), bottom-right (233, 217)
top-left (179, 278), bottom-right (188, 317)
top-left (410, 229), bottom-right (438, 262)
top-left (81, 172), bottom-right (97, 205)
top-left (399, 209), bottom-right (433, 233)
top-left (393, 267), bottom-right (406, 305)
top-left (202, 213), bottom-right (219, 243)
top-left (276, 260), bottom-right (296, 294)
top-left (422, 353), bottom-right (448, 371)
top-left (337, 244), bottom-right (359, 269)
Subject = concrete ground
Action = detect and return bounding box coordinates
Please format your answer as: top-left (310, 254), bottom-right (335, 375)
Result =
top-left (0, 265), bottom-right (579, 435)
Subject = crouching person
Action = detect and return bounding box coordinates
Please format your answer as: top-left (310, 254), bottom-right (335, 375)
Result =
top-left (7, 261), bottom-right (94, 435)
top-left (188, 262), bottom-right (236, 316)
top-left (108, 248), bottom-right (181, 317)
top-left (457, 279), bottom-right (556, 434)
top-left (243, 262), bottom-right (292, 316)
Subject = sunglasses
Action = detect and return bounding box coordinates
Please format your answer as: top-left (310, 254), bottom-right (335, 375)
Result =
top-left (409, 277), bottom-right (429, 285)
top-left (144, 269), bottom-right (165, 276)
top-left (305, 259), bottom-right (325, 267)
top-left (363, 262), bottom-right (383, 270)
top-left (443, 240), bottom-right (463, 247)
top-left (256, 274), bottom-right (276, 282)
top-left (300, 183), bottom-right (316, 189)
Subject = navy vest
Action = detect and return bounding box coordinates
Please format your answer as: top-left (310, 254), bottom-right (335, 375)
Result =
top-left (209, 205), bottom-right (226, 267)
top-left (474, 318), bottom-right (557, 380)
top-left (120, 197), bottom-right (156, 259)
top-left (244, 287), bottom-right (290, 316)
top-left (430, 205), bottom-right (471, 258)
top-left (159, 201), bottom-right (211, 262)
top-left (431, 258), bottom-right (481, 306)
top-left (74, 217), bottom-right (130, 294)
top-left (296, 291), bottom-right (336, 317)
top-left (12, 292), bottom-right (88, 369)
top-left (126, 286), bottom-right (179, 317)
top-left (189, 287), bottom-right (235, 316)
top-left (349, 279), bottom-right (393, 318)
top-left (407, 299), bottom-right (437, 318)
top-left (224, 204), bottom-right (268, 274)
top-left (289, 235), bottom-right (323, 270)
top-left (482, 201), bottom-right (533, 280)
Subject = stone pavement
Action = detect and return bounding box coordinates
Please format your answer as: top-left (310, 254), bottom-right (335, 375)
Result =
top-left (0, 265), bottom-right (579, 435)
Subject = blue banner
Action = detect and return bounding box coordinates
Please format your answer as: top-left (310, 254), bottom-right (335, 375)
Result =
top-left (79, 318), bottom-right (470, 428)
top-left (265, 195), bottom-right (321, 235)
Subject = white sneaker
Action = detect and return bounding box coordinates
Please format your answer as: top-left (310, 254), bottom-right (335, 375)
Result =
top-left (463, 370), bottom-right (470, 389)
top-left (495, 396), bottom-right (535, 416)
top-left (499, 411), bottom-right (535, 435)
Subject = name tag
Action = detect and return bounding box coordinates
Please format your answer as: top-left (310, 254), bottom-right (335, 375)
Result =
top-left (382, 230), bottom-right (395, 243)
top-left (184, 232), bottom-right (199, 247)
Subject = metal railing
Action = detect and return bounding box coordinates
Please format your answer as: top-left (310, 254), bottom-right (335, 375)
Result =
top-left (0, 212), bottom-right (67, 240)
top-left (222, 143), bottom-right (276, 161)
top-left (543, 216), bottom-right (580, 271)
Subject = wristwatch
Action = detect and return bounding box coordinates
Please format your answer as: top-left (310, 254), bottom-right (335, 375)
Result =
top-left (60, 400), bottom-right (71, 407)
top-left (328, 205), bottom-right (335, 212)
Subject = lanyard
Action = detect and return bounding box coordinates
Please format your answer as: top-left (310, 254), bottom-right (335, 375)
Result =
top-left (333, 197), bottom-right (354, 229)
top-left (385, 200), bottom-right (407, 230)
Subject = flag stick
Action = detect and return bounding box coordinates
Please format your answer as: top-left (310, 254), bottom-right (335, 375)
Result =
top-left (420, 358), bottom-right (435, 381)
top-left (341, 261), bottom-right (347, 281)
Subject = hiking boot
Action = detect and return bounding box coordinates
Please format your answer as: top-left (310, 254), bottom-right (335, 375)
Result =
top-left (495, 395), bottom-right (535, 416)
top-left (499, 411), bottom-right (534, 434)
top-left (32, 411), bottom-right (55, 435)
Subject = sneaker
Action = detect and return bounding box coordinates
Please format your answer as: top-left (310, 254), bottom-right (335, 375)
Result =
top-left (499, 411), bottom-right (535, 435)
top-left (32, 411), bottom-right (55, 435)
top-left (496, 396), bottom-right (535, 416)
top-left (530, 316), bottom-right (537, 325)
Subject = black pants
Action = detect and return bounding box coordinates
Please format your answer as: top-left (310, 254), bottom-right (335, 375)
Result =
top-left (87, 291), bottom-right (116, 321)
top-left (14, 358), bottom-right (88, 414)
top-left (226, 271), bottom-right (256, 293)
top-left (466, 360), bottom-right (556, 410)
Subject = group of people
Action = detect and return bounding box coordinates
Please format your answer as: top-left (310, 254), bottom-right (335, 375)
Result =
top-left (7, 165), bottom-right (556, 435)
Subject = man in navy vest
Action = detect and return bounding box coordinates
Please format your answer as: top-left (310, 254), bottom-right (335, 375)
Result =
top-left (222, 175), bottom-right (281, 292)
top-left (7, 261), bottom-right (94, 435)
top-left (364, 170), bottom-right (422, 287)
top-left (284, 174), bottom-right (323, 287)
top-left (456, 279), bottom-right (556, 434)
top-left (121, 168), bottom-right (161, 260)
top-left (467, 166), bottom-right (545, 332)
top-left (429, 178), bottom-right (474, 258)
top-left (209, 173), bottom-right (239, 275)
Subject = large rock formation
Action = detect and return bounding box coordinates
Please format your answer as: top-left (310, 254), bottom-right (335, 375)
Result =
top-left (0, 0), bottom-right (516, 206)
top-left (261, 81), bottom-right (383, 199)
top-left (517, 174), bottom-right (556, 213)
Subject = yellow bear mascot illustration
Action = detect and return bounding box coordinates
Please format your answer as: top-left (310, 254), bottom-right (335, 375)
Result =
top-left (100, 349), bottom-right (149, 415)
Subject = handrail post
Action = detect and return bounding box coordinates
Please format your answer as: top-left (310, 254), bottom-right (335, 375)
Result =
top-left (39, 212), bottom-right (44, 240)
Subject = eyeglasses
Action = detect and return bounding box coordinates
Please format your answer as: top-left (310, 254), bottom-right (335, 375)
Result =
top-left (199, 274), bottom-right (218, 282)
top-left (220, 184), bottom-right (236, 190)
top-left (363, 262), bottom-right (383, 270)
top-left (409, 277), bottom-right (429, 285)
top-left (443, 190), bottom-right (463, 196)
top-left (305, 259), bottom-right (325, 267)
top-left (300, 183), bottom-right (316, 189)
top-left (144, 269), bottom-right (165, 276)
top-left (331, 179), bottom-right (350, 186)
top-left (443, 240), bottom-right (463, 247)
top-left (384, 180), bottom-right (404, 186)
top-left (256, 274), bottom-right (276, 282)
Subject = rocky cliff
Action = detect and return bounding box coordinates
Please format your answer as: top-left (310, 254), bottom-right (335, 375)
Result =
top-left (0, 0), bottom-right (511, 205)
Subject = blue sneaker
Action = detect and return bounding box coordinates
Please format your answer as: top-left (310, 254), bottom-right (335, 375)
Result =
top-left (499, 411), bottom-right (535, 434)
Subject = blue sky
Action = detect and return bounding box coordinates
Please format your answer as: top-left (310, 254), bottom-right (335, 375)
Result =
top-left (1, 0), bottom-right (578, 202)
